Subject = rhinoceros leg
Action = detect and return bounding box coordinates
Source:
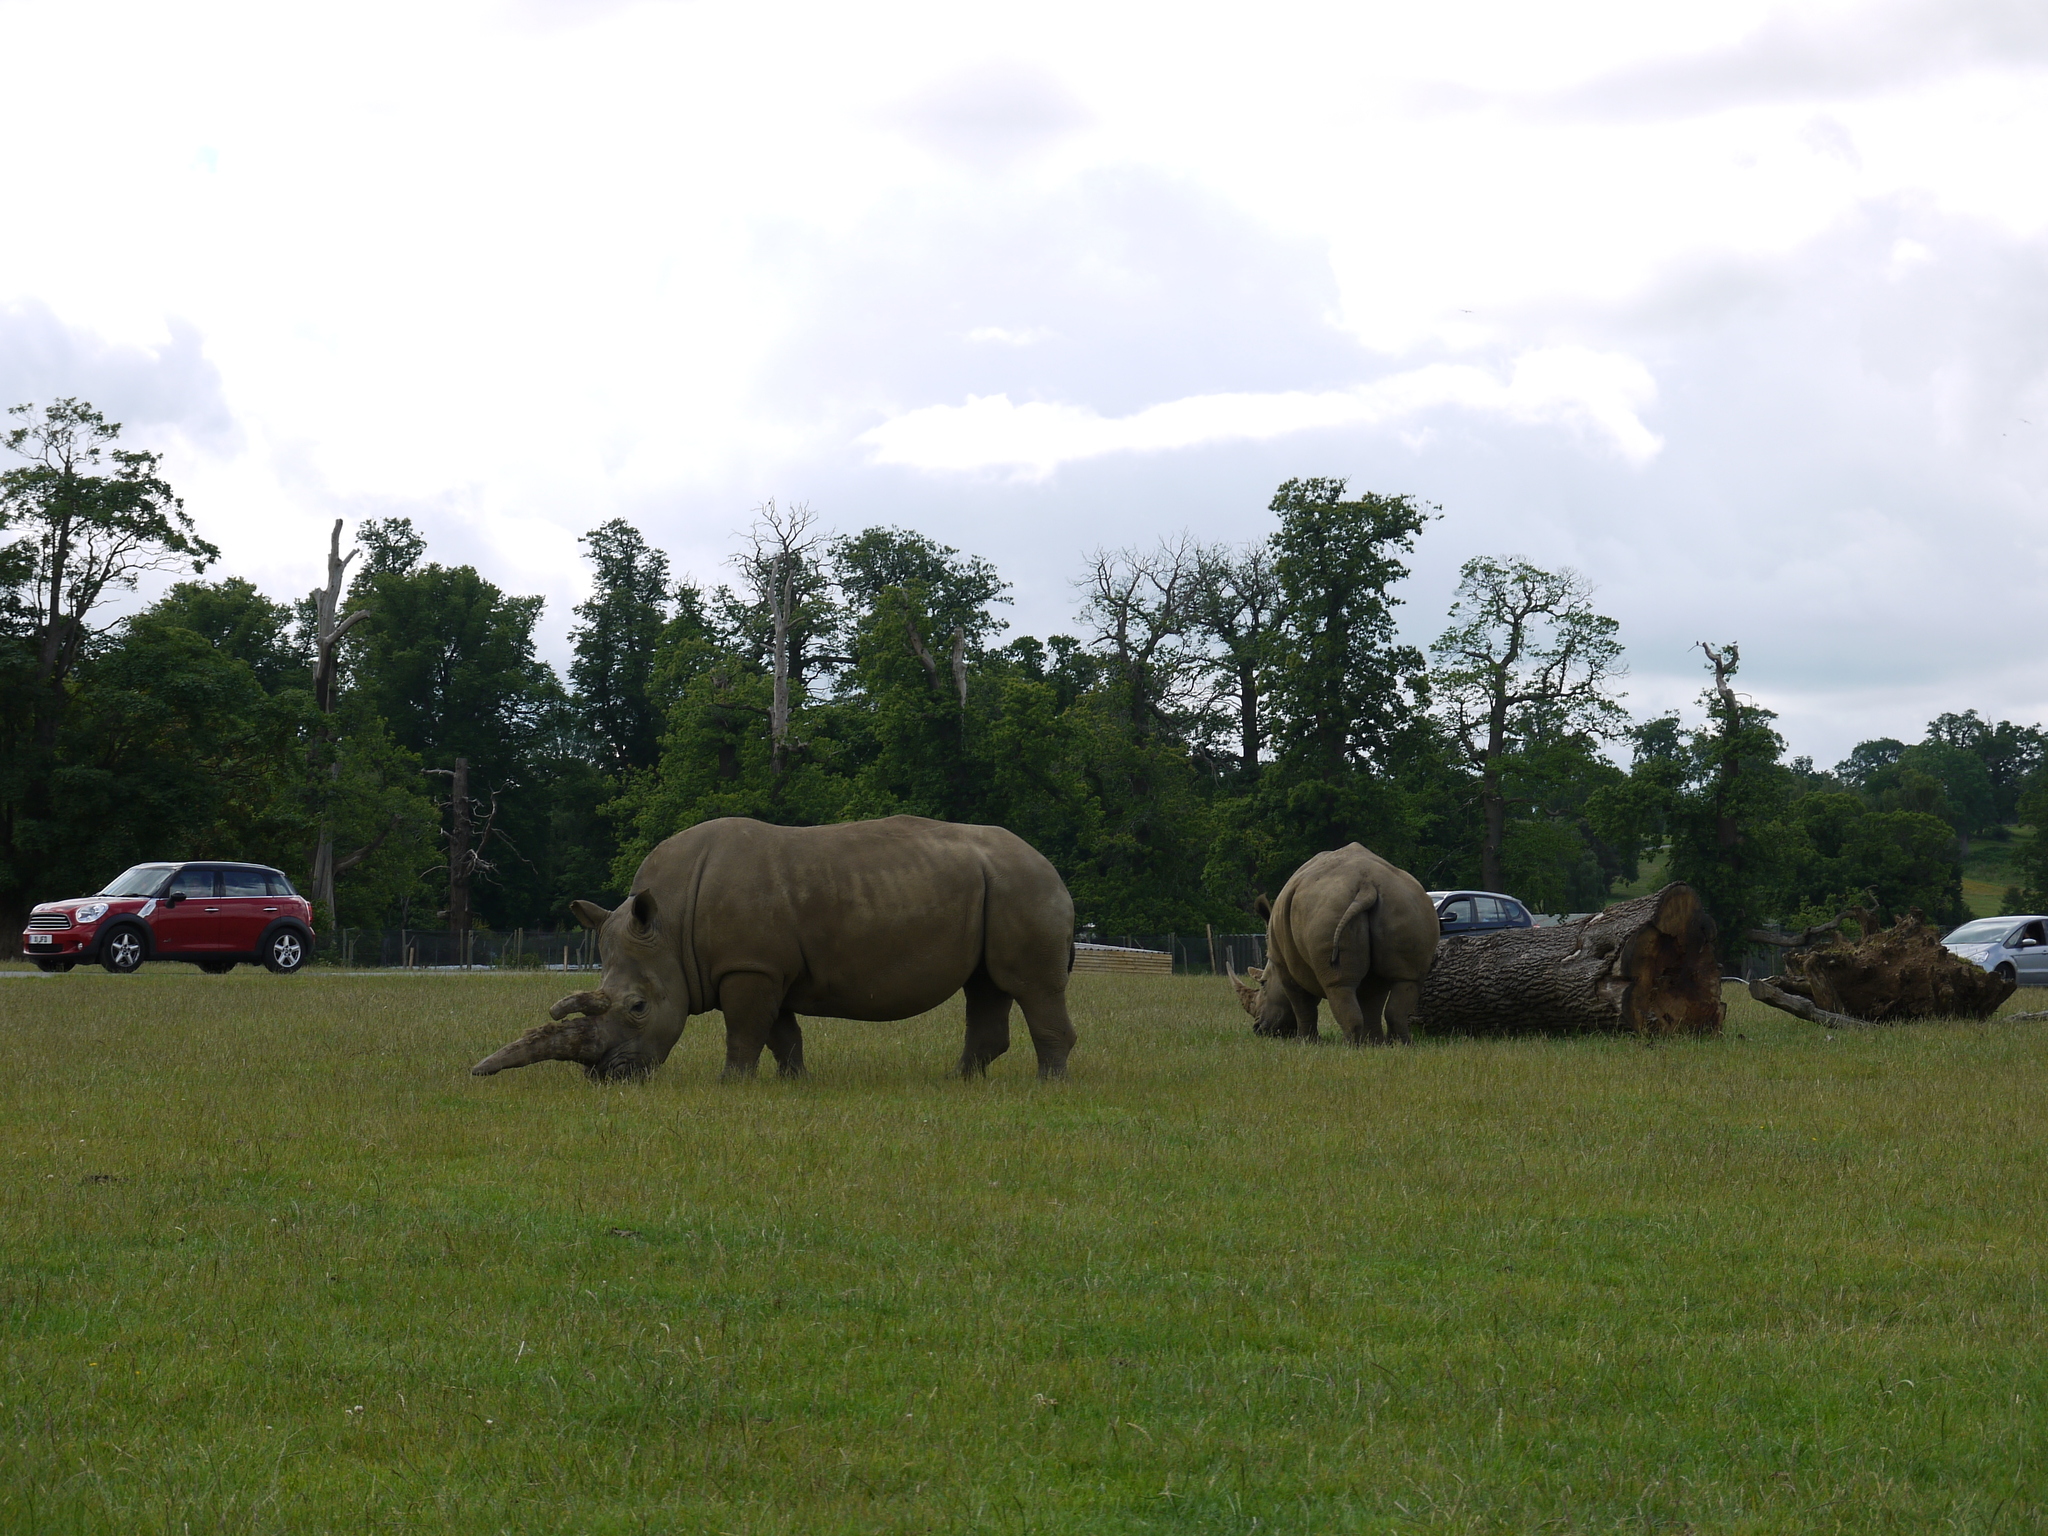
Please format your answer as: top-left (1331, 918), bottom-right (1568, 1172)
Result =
top-left (1383, 979), bottom-right (1420, 1045)
top-left (1267, 964), bottom-right (1319, 1040)
top-left (1016, 989), bottom-right (1077, 1080)
top-left (767, 1009), bottom-right (806, 1078)
top-left (960, 970), bottom-right (1013, 1078)
top-left (715, 971), bottom-right (780, 1080)
top-left (1329, 978), bottom-right (1400, 1046)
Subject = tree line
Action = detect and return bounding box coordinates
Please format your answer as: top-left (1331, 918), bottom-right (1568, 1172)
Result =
top-left (5, 396), bottom-right (2045, 958)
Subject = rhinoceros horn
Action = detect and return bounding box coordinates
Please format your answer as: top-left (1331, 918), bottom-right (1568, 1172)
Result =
top-left (470, 990), bottom-right (615, 1075)
top-left (1226, 961), bottom-right (1263, 1019)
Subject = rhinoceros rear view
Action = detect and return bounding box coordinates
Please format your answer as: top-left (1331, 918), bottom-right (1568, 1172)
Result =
top-left (473, 816), bottom-right (1078, 1082)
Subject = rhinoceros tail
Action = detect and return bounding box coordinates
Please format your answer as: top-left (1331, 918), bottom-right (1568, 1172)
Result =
top-left (1330, 887), bottom-right (1379, 965)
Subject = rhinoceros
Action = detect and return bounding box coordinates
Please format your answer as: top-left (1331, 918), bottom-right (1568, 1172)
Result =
top-left (1228, 843), bottom-right (1439, 1044)
top-left (472, 815), bottom-right (1079, 1082)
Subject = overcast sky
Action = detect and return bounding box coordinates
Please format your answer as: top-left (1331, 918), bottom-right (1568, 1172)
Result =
top-left (3, 0), bottom-right (2045, 765)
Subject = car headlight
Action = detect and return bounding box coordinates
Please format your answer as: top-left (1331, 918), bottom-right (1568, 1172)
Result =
top-left (73, 902), bottom-right (109, 923)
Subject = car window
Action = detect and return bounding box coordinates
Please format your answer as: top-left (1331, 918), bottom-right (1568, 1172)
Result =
top-left (1498, 898), bottom-right (1528, 925)
top-left (1945, 919), bottom-right (2016, 944)
top-left (221, 869), bottom-right (268, 897)
top-left (1480, 897), bottom-right (1514, 925)
top-left (99, 864), bottom-right (175, 897)
top-left (168, 868), bottom-right (217, 898)
top-left (2024, 922), bottom-right (2048, 947)
top-left (1440, 897), bottom-right (1476, 925)
top-left (264, 871), bottom-right (297, 897)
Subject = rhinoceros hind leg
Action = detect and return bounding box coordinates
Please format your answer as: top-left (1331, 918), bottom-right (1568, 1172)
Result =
top-left (768, 1009), bottom-right (805, 1078)
top-left (1016, 990), bottom-right (1077, 1080)
top-left (1383, 979), bottom-right (1419, 1044)
top-left (1331, 979), bottom-right (1400, 1046)
top-left (960, 970), bottom-right (1013, 1078)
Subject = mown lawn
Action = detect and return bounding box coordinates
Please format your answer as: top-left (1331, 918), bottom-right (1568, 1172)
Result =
top-left (4, 968), bottom-right (2047, 1533)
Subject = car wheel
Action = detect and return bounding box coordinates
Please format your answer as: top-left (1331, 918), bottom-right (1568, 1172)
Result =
top-left (99, 925), bottom-right (147, 974)
top-left (262, 930), bottom-right (307, 974)
top-left (34, 959), bottom-right (75, 974)
top-left (1996, 962), bottom-right (2017, 985)
top-left (198, 960), bottom-right (236, 975)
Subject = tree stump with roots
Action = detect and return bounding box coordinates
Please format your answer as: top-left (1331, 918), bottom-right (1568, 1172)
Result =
top-left (1748, 910), bottom-right (2013, 1027)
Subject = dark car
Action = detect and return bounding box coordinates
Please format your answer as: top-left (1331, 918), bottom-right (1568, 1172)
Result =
top-left (1427, 889), bottom-right (1537, 935)
top-left (21, 862), bottom-right (316, 975)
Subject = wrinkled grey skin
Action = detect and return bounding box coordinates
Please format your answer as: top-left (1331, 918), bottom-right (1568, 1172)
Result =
top-left (472, 815), bottom-right (1079, 1083)
top-left (1231, 843), bottom-right (1439, 1045)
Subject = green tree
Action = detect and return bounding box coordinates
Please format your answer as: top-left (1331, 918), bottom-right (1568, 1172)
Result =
top-left (1428, 557), bottom-right (1627, 893)
top-left (0, 400), bottom-right (218, 943)
top-left (1663, 644), bottom-right (1797, 956)
top-left (344, 518), bottom-right (568, 928)
top-left (570, 519), bottom-right (673, 777)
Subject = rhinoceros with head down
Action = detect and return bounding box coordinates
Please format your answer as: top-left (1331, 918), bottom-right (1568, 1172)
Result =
top-left (1229, 843), bottom-right (1439, 1045)
top-left (473, 815), bottom-right (1079, 1082)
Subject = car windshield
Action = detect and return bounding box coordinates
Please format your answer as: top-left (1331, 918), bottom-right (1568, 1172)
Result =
top-left (98, 864), bottom-right (176, 898)
top-left (1946, 918), bottom-right (2020, 945)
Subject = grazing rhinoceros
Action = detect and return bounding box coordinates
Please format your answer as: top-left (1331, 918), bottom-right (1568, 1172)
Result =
top-left (1228, 843), bottom-right (1439, 1044)
top-left (473, 815), bottom-right (1079, 1083)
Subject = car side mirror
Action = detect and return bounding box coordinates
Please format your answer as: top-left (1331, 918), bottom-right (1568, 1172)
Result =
top-left (165, 892), bottom-right (184, 907)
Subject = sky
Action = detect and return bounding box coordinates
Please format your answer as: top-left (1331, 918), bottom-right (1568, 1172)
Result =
top-left (2, 0), bottom-right (2045, 766)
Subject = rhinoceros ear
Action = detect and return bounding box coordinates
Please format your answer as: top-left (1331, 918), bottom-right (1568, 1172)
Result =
top-left (628, 889), bottom-right (659, 937)
top-left (569, 899), bottom-right (613, 932)
top-left (1254, 894), bottom-right (1273, 921)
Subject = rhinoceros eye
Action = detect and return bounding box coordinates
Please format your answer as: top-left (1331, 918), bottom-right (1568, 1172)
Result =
top-left (630, 998), bottom-right (649, 1017)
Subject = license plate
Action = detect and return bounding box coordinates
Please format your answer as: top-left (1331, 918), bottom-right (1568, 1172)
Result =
top-left (27, 934), bottom-right (53, 945)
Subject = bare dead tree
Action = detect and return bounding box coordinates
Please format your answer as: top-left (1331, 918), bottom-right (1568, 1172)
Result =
top-left (733, 500), bottom-right (824, 781)
top-left (422, 758), bottom-right (519, 963)
top-left (1075, 534), bottom-right (1206, 738)
top-left (1698, 641), bottom-right (1743, 855)
top-left (306, 520), bottom-right (376, 920)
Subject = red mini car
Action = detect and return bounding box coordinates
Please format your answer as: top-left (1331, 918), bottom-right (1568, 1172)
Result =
top-left (22, 862), bottom-right (316, 975)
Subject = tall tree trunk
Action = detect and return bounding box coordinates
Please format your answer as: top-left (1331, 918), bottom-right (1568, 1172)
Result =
top-left (309, 520), bottom-right (366, 921)
top-left (1479, 760), bottom-right (1506, 891)
top-left (448, 756), bottom-right (472, 956)
top-left (1238, 662), bottom-right (1259, 777)
top-left (769, 556), bottom-right (791, 780)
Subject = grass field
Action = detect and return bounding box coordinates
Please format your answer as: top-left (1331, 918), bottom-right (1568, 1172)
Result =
top-left (6, 969), bottom-right (2048, 1533)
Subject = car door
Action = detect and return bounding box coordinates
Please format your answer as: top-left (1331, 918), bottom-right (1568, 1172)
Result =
top-left (149, 867), bottom-right (223, 954)
top-left (216, 867), bottom-right (276, 953)
top-left (1438, 896), bottom-right (1478, 934)
top-left (2016, 921), bottom-right (2048, 984)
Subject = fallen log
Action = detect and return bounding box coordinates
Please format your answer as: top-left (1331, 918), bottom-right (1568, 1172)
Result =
top-left (1747, 910), bottom-right (2013, 1025)
top-left (1748, 975), bottom-right (1872, 1029)
top-left (1412, 883), bottom-right (1724, 1038)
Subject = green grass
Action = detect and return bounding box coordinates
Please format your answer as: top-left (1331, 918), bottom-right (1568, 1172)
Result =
top-left (1963, 830), bottom-right (2035, 916)
top-left (6, 971), bottom-right (2048, 1532)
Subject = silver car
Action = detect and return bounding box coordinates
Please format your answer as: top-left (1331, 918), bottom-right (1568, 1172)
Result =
top-left (1942, 915), bottom-right (2048, 986)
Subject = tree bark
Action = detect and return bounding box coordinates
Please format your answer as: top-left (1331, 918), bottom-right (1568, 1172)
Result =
top-left (1414, 883), bottom-right (1724, 1038)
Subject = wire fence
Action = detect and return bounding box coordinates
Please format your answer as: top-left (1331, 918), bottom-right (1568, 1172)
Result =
top-left (316, 927), bottom-right (1268, 975)
top-left (322, 927), bottom-right (601, 971)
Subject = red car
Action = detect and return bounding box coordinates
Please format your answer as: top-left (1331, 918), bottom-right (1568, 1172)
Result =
top-left (22, 862), bottom-right (316, 975)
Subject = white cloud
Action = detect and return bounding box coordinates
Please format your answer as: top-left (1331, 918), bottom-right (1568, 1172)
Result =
top-left (858, 348), bottom-right (1663, 477)
top-left (965, 326), bottom-right (1050, 346)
